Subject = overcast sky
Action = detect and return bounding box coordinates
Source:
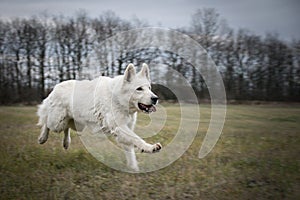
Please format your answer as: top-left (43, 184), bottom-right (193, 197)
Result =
top-left (0, 0), bottom-right (299, 40)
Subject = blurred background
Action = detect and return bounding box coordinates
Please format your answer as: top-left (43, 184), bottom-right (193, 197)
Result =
top-left (0, 0), bottom-right (299, 104)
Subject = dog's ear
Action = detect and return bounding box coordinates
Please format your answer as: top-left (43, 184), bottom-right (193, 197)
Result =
top-left (124, 63), bottom-right (136, 82)
top-left (140, 63), bottom-right (150, 81)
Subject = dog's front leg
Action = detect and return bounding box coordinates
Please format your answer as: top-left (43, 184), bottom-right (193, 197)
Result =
top-left (118, 143), bottom-right (139, 171)
top-left (115, 126), bottom-right (162, 153)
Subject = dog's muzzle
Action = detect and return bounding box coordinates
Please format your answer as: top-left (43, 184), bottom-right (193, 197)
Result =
top-left (151, 96), bottom-right (158, 105)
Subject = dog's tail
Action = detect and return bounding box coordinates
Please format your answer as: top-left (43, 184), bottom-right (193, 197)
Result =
top-left (37, 99), bottom-right (49, 127)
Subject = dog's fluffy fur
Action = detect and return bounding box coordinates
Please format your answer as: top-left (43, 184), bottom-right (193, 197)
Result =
top-left (37, 63), bottom-right (161, 171)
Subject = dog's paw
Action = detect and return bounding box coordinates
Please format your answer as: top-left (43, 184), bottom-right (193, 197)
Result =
top-left (63, 141), bottom-right (69, 150)
top-left (38, 136), bottom-right (48, 144)
top-left (63, 138), bottom-right (71, 150)
top-left (141, 143), bottom-right (162, 153)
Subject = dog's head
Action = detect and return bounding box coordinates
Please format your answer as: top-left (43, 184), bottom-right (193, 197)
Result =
top-left (122, 63), bottom-right (158, 114)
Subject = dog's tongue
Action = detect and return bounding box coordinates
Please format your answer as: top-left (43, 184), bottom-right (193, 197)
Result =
top-left (150, 105), bottom-right (156, 112)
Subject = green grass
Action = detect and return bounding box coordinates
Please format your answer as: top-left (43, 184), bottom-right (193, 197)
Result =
top-left (0, 104), bottom-right (299, 199)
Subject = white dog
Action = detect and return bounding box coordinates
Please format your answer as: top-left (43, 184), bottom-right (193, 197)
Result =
top-left (37, 63), bottom-right (161, 171)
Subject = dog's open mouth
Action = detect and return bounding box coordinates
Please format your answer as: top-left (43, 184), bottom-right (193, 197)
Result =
top-left (138, 103), bottom-right (156, 113)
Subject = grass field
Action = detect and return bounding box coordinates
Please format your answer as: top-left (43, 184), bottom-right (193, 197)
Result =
top-left (0, 104), bottom-right (299, 199)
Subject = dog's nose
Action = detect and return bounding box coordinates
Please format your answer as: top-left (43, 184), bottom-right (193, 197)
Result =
top-left (151, 96), bottom-right (158, 104)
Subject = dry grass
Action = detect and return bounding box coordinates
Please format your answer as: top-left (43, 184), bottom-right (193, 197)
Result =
top-left (0, 104), bottom-right (299, 199)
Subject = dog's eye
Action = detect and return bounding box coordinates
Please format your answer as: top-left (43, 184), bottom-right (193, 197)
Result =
top-left (136, 87), bottom-right (143, 91)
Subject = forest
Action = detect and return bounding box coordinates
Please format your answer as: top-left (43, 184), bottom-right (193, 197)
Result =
top-left (0, 8), bottom-right (299, 104)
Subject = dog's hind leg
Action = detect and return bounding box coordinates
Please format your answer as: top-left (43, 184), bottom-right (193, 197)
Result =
top-left (38, 124), bottom-right (49, 144)
top-left (63, 128), bottom-right (71, 149)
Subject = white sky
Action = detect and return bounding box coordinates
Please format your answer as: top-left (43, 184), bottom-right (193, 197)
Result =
top-left (0, 0), bottom-right (299, 40)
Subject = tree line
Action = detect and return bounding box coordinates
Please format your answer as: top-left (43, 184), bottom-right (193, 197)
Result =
top-left (0, 9), bottom-right (299, 104)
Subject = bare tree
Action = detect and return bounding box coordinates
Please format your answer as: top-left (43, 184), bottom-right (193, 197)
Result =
top-left (4, 19), bottom-right (26, 101)
top-left (190, 8), bottom-right (220, 49)
top-left (33, 16), bottom-right (49, 100)
top-left (0, 9), bottom-right (299, 104)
